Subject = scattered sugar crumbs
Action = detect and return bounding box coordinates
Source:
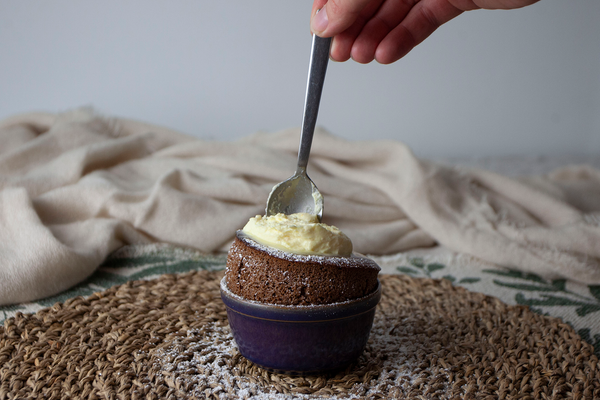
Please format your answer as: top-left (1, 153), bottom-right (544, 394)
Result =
top-left (146, 315), bottom-right (452, 400)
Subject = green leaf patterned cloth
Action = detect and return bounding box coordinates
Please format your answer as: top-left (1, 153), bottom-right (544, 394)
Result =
top-left (2, 243), bottom-right (599, 357)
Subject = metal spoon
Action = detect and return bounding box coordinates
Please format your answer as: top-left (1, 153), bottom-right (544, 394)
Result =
top-left (265, 34), bottom-right (332, 221)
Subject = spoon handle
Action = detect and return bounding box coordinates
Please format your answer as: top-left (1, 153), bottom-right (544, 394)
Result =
top-left (297, 34), bottom-right (332, 172)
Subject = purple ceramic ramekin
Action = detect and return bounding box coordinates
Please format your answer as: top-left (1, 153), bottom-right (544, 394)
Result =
top-left (220, 277), bottom-right (381, 375)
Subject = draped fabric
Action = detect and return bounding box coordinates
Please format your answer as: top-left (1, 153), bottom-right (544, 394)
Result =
top-left (1, 109), bottom-right (599, 304)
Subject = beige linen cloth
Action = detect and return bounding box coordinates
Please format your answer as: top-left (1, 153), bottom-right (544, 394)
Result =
top-left (1, 109), bottom-right (600, 305)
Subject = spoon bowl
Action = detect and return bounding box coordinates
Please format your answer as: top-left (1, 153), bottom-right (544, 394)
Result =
top-left (266, 170), bottom-right (323, 219)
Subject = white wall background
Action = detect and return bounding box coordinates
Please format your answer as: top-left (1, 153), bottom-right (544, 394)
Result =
top-left (1, 0), bottom-right (598, 158)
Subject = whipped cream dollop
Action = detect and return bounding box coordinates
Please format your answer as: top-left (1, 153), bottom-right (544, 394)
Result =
top-left (242, 213), bottom-right (352, 257)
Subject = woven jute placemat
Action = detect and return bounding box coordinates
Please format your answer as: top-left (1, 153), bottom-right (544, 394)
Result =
top-left (1, 271), bottom-right (598, 399)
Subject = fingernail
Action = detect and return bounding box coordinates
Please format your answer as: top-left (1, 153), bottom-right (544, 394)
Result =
top-left (311, 7), bottom-right (328, 34)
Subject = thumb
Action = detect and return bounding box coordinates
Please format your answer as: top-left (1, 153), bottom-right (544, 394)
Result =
top-left (311, 0), bottom-right (374, 37)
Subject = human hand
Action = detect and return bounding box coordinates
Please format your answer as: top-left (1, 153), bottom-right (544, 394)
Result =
top-left (310, 0), bottom-right (540, 64)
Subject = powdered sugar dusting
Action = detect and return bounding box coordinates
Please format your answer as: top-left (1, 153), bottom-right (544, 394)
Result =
top-left (149, 325), bottom-right (286, 399)
top-left (236, 231), bottom-right (380, 271)
top-left (146, 312), bottom-right (452, 399)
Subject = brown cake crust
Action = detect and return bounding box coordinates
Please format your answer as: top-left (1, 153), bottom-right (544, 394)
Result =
top-left (225, 232), bottom-right (380, 306)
